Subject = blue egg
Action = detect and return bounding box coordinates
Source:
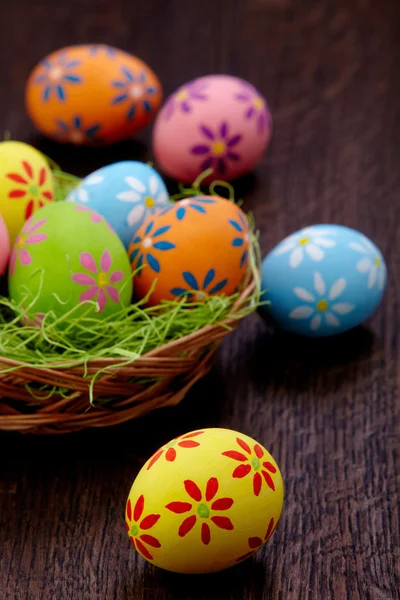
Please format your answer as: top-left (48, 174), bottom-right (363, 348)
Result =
top-left (260, 224), bottom-right (387, 337)
top-left (66, 161), bottom-right (172, 249)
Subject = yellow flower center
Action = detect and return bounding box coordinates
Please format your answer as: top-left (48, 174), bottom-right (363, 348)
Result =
top-left (48, 67), bottom-right (63, 82)
top-left (176, 89), bottom-right (189, 101)
top-left (253, 97), bottom-right (264, 109)
top-left (298, 237), bottom-right (309, 246)
top-left (144, 196), bottom-right (155, 209)
top-left (28, 184), bottom-right (39, 197)
top-left (212, 141), bottom-right (226, 156)
top-left (316, 299), bottom-right (329, 312)
top-left (374, 257), bottom-right (381, 267)
top-left (129, 84), bottom-right (143, 99)
top-left (98, 272), bottom-right (108, 287)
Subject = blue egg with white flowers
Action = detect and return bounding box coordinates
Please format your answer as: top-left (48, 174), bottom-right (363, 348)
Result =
top-left (66, 161), bottom-right (172, 249)
top-left (260, 224), bottom-right (387, 336)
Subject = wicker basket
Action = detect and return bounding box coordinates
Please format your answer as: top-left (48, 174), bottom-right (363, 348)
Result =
top-left (0, 272), bottom-right (257, 434)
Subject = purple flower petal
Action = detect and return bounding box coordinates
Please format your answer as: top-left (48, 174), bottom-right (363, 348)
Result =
top-left (235, 93), bottom-right (251, 101)
top-left (190, 93), bottom-right (207, 101)
top-left (181, 101), bottom-right (191, 113)
top-left (191, 145), bottom-right (210, 155)
top-left (200, 157), bottom-right (214, 170)
top-left (220, 122), bottom-right (228, 138)
top-left (228, 134), bottom-right (242, 147)
top-left (217, 158), bottom-right (226, 173)
top-left (227, 152), bottom-right (240, 161)
top-left (246, 106), bottom-right (255, 119)
top-left (200, 125), bottom-right (215, 140)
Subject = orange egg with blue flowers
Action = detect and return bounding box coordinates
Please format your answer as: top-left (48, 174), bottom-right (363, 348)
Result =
top-left (25, 44), bottom-right (162, 145)
top-left (128, 196), bottom-right (250, 306)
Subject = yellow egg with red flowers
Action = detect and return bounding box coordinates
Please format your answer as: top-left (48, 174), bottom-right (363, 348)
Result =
top-left (125, 428), bottom-right (284, 574)
top-left (0, 141), bottom-right (54, 244)
top-left (128, 196), bottom-right (250, 306)
top-left (25, 44), bottom-right (162, 145)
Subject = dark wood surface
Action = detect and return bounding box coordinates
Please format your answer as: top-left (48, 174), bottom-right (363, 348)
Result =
top-left (1, 1), bottom-right (400, 598)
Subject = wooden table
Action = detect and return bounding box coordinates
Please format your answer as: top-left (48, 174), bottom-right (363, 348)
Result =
top-left (1, 1), bottom-right (399, 598)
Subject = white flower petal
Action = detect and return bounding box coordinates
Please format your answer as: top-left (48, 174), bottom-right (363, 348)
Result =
top-left (329, 278), bottom-right (346, 300)
top-left (325, 312), bottom-right (340, 327)
top-left (156, 191), bottom-right (169, 205)
top-left (368, 266), bottom-right (377, 289)
top-left (349, 242), bottom-right (368, 254)
top-left (66, 191), bottom-right (76, 202)
top-left (293, 287), bottom-right (315, 302)
top-left (78, 188), bottom-right (89, 203)
top-left (332, 302), bottom-right (354, 315)
top-left (289, 306), bottom-right (314, 319)
top-left (310, 314), bottom-right (322, 330)
top-left (378, 268), bottom-right (386, 290)
top-left (125, 176), bottom-right (146, 193)
top-left (360, 235), bottom-right (376, 253)
top-left (290, 246), bottom-right (303, 268)
top-left (86, 174), bottom-right (104, 186)
top-left (127, 203), bottom-right (145, 227)
top-left (149, 175), bottom-right (158, 195)
top-left (274, 242), bottom-right (295, 256)
top-left (116, 190), bottom-right (142, 203)
top-left (306, 243), bottom-right (324, 261)
top-left (357, 258), bottom-right (372, 273)
top-left (313, 237), bottom-right (336, 248)
top-left (314, 272), bottom-right (326, 295)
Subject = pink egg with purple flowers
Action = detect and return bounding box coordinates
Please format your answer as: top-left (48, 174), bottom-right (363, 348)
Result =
top-left (152, 74), bottom-right (272, 183)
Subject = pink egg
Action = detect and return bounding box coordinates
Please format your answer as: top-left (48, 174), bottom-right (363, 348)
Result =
top-left (152, 74), bottom-right (272, 183)
top-left (0, 214), bottom-right (10, 275)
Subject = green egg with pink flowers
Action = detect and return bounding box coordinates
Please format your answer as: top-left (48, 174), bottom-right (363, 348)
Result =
top-left (8, 201), bottom-right (133, 325)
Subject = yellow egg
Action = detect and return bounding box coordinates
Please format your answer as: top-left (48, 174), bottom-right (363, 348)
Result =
top-left (0, 141), bottom-right (54, 244)
top-left (125, 428), bottom-right (284, 574)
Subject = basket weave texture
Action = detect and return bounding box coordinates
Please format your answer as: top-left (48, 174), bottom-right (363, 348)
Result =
top-left (0, 274), bottom-right (256, 434)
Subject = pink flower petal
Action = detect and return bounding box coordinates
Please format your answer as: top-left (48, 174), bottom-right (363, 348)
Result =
top-left (20, 248), bottom-right (32, 266)
top-left (72, 273), bottom-right (97, 286)
top-left (80, 252), bottom-right (98, 273)
top-left (90, 213), bottom-right (102, 223)
top-left (106, 285), bottom-right (120, 303)
top-left (9, 249), bottom-right (17, 276)
top-left (79, 286), bottom-right (99, 302)
top-left (100, 249), bottom-right (112, 272)
top-left (97, 288), bottom-right (107, 312)
top-left (109, 270), bottom-right (124, 283)
top-left (26, 218), bottom-right (47, 234)
top-left (26, 233), bottom-right (47, 244)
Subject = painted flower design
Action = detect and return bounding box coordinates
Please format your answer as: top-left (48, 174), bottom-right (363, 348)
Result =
top-left (34, 52), bottom-right (82, 102)
top-left (10, 219), bottom-right (47, 276)
top-left (274, 227), bottom-right (336, 269)
top-left (164, 81), bottom-right (208, 119)
top-left (289, 272), bottom-right (355, 330)
top-left (88, 44), bottom-right (117, 58)
top-left (55, 116), bottom-right (101, 145)
top-left (112, 67), bottom-right (156, 120)
top-left (349, 237), bottom-right (386, 290)
top-left (126, 495), bottom-right (161, 561)
top-left (72, 250), bottom-right (124, 313)
top-left (170, 269), bottom-right (228, 301)
top-left (22, 312), bottom-right (46, 328)
top-left (191, 122), bottom-right (242, 175)
top-left (229, 212), bottom-right (249, 267)
top-left (67, 173), bottom-right (104, 204)
top-left (6, 161), bottom-right (53, 219)
top-left (73, 204), bottom-right (108, 225)
top-left (235, 518), bottom-right (276, 562)
top-left (146, 431), bottom-right (204, 470)
top-left (172, 197), bottom-right (216, 221)
top-left (116, 175), bottom-right (169, 227)
top-left (235, 83), bottom-right (270, 134)
top-left (222, 437), bottom-right (277, 496)
top-left (166, 478), bottom-right (234, 545)
top-left (130, 220), bottom-right (175, 274)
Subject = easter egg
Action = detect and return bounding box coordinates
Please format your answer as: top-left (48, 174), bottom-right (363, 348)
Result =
top-left (25, 44), bottom-right (162, 145)
top-left (0, 141), bottom-right (54, 244)
top-left (9, 202), bottom-right (132, 324)
top-left (260, 224), bottom-right (387, 337)
top-left (152, 74), bottom-right (272, 183)
top-left (0, 214), bottom-right (10, 275)
top-left (125, 427), bottom-right (284, 574)
top-left (128, 196), bottom-right (250, 306)
top-left (66, 161), bottom-right (172, 249)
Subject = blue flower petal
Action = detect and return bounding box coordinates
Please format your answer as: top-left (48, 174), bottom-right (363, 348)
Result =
top-left (147, 87), bottom-right (155, 94)
top-left (57, 85), bottom-right (65, 101)
top-left (86, 124), bottom-right (101, 138)
top-left (137, 254), bottom-right (144, 272)
top-left (183, 272), bottom-right (199, 290)
top-left (130, 248), bottom-right (140, 262)
top-left (176, 207), bottom-right (186, 220)
top-left (139, 72), bottom-right (146, 83)
top-left (191, 204), bottom-right (206, 214)
top-left (196, 198), bottom-right (216, 204)
top-left (171, 287), bottom-right (190, 297)
top-left (42, 59), bottom-right (51, 69)
top-left (229, 219), bottom-right (243, 232)
top-left (65, 60), bottom-right (81, 68)
top-left (203, 269), bottom-right (215, 289)
top-left (112, 93), bottom-right (128, 104)
top-left (122, 67), bottom-right (134, 82)
top-left (153, 225), bottom-right (171, 237)
top-left (145, 221), bottom-right (154, 235)
top-left (240, 250), bottom-right (248, 267)
top-left (43, 86), bottom-right (51, 102)
top-left (153, 241), bottom-right (175, 250)
top-left (209, 279), bottom-right (228, 294)
top-left (147, 253), bottom-right (160, 273)
top-left (112, 80), bottom-right (126, 88)
top-left (133, 236), bottom-right (141, 244)
top-left (35, 74), bottom-right (47, 83)
top-left (56, 119), bottom-right (68, 131)
top-left (64, 74), bottom-right (81, 84)
top-left (127, 104), bottom-right (136, 121)
top-left (143, 99), bottom-right (151, 113)
top-left (74, 116), bottom-right (81, 129)
top-left (232, 238), bottom-right (244, 247)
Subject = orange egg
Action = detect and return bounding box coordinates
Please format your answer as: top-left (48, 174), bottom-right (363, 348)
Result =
top-left (128, 196), bottom-right (250, 306)
top-left (25, 44), bottom-right (162, 145)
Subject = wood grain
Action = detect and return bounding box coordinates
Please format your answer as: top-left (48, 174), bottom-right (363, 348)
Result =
top-left (1, 0), bottom-right (399, 598)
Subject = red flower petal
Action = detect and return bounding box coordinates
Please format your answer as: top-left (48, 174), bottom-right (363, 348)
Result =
top-left (130, 536), bottom-right (136, 548)
top-left (125, 521), bottom-right (130, 532)
top-left (38, 167), bottom-right (46, 186)
top-left (181, 431), bottom-right (204, 439)
top-left (147, 449), bottom-right (163, 470)
top-left (236, 437), bottom-right (251, 454)
top-left (126, 498), bottom-right (132, 521)
top-left (42, 190), bottom-right (53, 200)
top-left (178, 440), bottom-right (200, 448)
top-left (179, 515), bottom-right (197, 537)
top-left (206, 477), bottom-right (218, 501)
top-left (211, 516), bottom-right (234, 530)
top-left (166, 447), bottom-right (176, 461)
top-left (265, 517), bottom-right (275, 541)
top-left (262, 470), bottom-right (275, 491)
top-left (201, 522), bottom-right (211, 545)
top-left (140, 514), bottom-right (160, 530)
top-left (263, 461), bottom-right (277, 474)
top-left (254, 444), bottom-right (264, 459)
top-left (134, 495), bottom-right (145, 522)
top-left (135, 538), bottom-right (154, 560)
top-left (253, 472), bottom-right (262, 496)
top-left (235, 550), bottom-right (254, 562)
top-left (6, 173), bottom-right (27, 184)
top-left (9, 190), bottom-right (27, 198)
top-left (140, 534), bottom-right (161, 548)
top-left (25, 200), bottom-right (34, 219)
top-left (249, 536), bottom-right (263, 549)
top-left (184, 479), bottom-right (202, 501)
top-left (22, 161), bottom-right (33, 179)
top-left (222, 450), bottom-right (248, 462)
top-left (233, 464), bottom-right (252, 478)
top-left (166, 501), bottom-right (192, 514)
top-left (211, 497), bottom-right (234, 511)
